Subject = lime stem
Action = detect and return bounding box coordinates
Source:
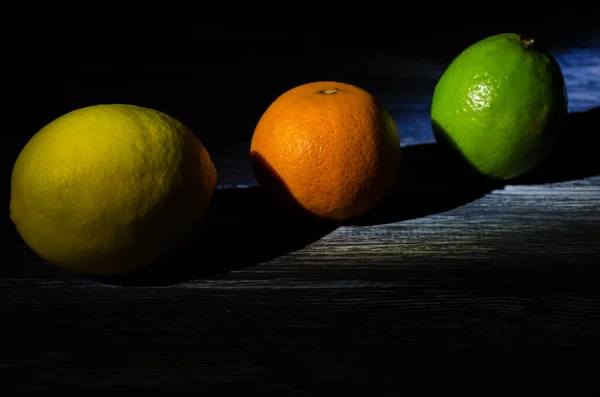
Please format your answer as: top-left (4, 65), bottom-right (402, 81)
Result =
top-left (519, 34), bottom-right (536, 50)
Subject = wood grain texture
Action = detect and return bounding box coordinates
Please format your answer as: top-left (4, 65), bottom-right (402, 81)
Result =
top-left (2, 36), bottom-right (600, 395)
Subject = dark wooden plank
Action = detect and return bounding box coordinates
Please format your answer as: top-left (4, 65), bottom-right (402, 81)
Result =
top-left (2, 271), bottom-right (600, 394)
top-left (3, 141), bottom-right (599, 393)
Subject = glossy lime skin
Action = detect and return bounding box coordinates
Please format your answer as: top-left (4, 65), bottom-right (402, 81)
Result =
top-left (431, 33), bottom-right (568, 179)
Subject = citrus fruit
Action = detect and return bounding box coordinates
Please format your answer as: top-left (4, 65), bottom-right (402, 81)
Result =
top-left (10, 104), bottom-right (217, 276)
top-left (431, 33), bottom-right (568, 180)
top-left (250, 81), bottom-right (402, 221)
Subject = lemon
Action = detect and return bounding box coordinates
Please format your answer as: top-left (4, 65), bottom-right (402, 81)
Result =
top-left (431, 33), bottom-right (568, 180)
top-left (10, 104), bottom-right (217, 276)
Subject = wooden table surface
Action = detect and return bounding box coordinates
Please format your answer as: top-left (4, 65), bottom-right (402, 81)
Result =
top-left (2, 30), bottom-right (599, 394)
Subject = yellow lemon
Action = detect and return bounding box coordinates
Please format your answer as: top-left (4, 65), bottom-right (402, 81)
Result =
top-left (10, 104), bottom-right (217, 276)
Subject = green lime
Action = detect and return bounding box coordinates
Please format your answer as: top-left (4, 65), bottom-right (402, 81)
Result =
top-left (431, 33), bottom-right (568, 180)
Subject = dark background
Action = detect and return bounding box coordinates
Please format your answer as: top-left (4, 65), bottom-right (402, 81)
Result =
top-left (5, 19), bottom-right (599, 229)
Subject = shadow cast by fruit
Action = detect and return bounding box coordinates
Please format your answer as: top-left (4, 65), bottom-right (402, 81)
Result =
top-left (249, 151), bottom-right (320, 219)
top-left (347, 142), bottom-right (502, 226)
top-left (512, 107), bottom-right (600, 184)
top-left (92, 187), bottom-right (336, 287)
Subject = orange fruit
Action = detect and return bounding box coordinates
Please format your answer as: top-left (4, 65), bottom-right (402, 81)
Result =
top-left (250, 81), bottom-right (402, 221)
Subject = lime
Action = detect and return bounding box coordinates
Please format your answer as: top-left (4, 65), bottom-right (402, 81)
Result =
top-left (431, 33), bottom-right (568, 179)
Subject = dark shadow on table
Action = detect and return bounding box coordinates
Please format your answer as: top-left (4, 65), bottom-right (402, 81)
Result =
top-left (249, 143), bottom-right (499, 228)
top-left (93, 187), bottom-right (336, 287)
top-left (348, 142), bottom-right (503, 226)
top-left (512, 107), bottom-right (600, 184)
top-left (352, 107), bottom-right (600, 226)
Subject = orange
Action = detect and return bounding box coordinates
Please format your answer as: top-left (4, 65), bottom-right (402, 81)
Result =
top-left (250, 81), bottom-right (402, 221)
